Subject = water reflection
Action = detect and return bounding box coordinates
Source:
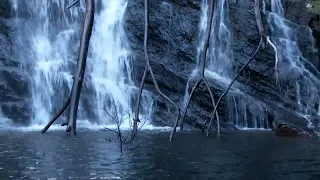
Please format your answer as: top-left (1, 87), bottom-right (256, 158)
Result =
top-left (0, 130), bottom-right (320, 179)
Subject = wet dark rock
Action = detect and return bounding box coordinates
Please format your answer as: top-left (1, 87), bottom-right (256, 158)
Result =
top-left (285, 0), bottom-right (320, 71)
top-left (1, 100), bottom-right (31, 125)
top-left (274, 123), bottom-right (313, 138)
top-left (0, 1), bottom-right (31, 124)
top-left (0, 0), bottom-right (11, 18)
top-left (124, 0), bottom-right (320, 134)
top-left (0, 0), bottom-right (319, 132)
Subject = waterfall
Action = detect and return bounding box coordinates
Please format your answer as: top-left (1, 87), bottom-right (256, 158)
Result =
top-left (11, 0), bottom-right (79, 125)
top-left (0, 110), bottom-right (12, 128)
top-left (191, 0), bottom-right (269, 129)
top-left (88, 0), bottom-right (153, 126)
top-left (268, 0), bottom-right (320, 126)
top-left (11, 0), bottom-right (153, 127)
top-left (271, 0), bottom-right (284, 16)
top-left (197, 0), bottom-right (233, 79)
top-left (207, 0), bottom-right (233, 76)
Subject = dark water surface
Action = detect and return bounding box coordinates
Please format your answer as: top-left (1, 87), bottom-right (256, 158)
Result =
top-left (0, 129), bottom-right (320, 180)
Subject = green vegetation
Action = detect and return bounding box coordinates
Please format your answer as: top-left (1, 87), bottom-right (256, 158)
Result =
top-left (312, 0), bottom-right (320, 13)
top-left (303, 0), bottom-right (320, 13)
top-left (288, 0), bottom-right (320, 14)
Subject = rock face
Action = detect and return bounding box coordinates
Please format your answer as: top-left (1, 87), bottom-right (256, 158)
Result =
top-left (124, 0), bottom-right (320, 133)
top-left (0, 0), bottom-right (31, 125)
top-left (1, 0), bottom-right (320, 132)
top-left (274, 123), bottom-right (313, 137)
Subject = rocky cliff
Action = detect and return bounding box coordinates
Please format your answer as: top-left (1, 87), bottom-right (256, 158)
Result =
top-left (1, 0), bottom-right (320, 133)
top-left (0, 0), bottom-right (30, 124)
top-left (124, 0), bottom-right (320, 132)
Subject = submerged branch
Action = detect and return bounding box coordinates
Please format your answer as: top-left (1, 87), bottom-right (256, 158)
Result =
top-left (41, 95), bottom-right (71, 133)
top-left (203, 37), bottom-right (263, 136)
top-left (170, 0), bottom-right (218, 141)
top-left (134, 0), bottom-right (181, 141)
top-left (41, 0), bottom-right (94, 135)
top-left (104, 106), bottom-right (149, 153)
top-left (66, 0), bottom-right (95, 135)
top-left (203, 0), bottom-right (267, 135)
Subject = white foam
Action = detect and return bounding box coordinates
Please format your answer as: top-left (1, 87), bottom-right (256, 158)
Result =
top-left (0, 117), bottom-right (13, 129)
top-left (0, 119), bottom-right (171, 132)
top-left (238, 127), bottom-right (271, 131)
top-left (204, 70), bottom-right (232, 85)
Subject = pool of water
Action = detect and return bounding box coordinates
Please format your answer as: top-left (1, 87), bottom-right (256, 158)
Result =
top-left (0, 129), bottom-right (319, 179)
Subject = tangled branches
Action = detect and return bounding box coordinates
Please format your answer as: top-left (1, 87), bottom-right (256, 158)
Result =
top-left (169, 0), bottom-right (269, 138)
top-left (104, 104), bottom-right (148, 153)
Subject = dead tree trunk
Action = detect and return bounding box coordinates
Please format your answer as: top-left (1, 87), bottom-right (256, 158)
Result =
top-left (169, 0), bottom-right (219, 141)
top-left (41, 0), bottom-right (94, 134)
top-left (202, 0), bottom-right (267, 136)
top-left (67, 0), bottom-right (94, 135)
top-left (133, 0), bottom-right (181, 139)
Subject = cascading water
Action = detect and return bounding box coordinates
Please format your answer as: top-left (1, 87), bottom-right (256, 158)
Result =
top-left (195, 0), bottom-right (233, 79)
top-left (206, 0), bottom-right (233, 76)
top-left (192, 0), bottom-right (269, 129)
top-left (11, 0), bottom-right (153, 128)
top-left (12, 0), bottom-right (79, 125)
top-left (0, 110), bottom-right (12, 128)
top-left (267, 0), bottom-right (320, 127)
top-left (88, 0), bottom-right (153, 126)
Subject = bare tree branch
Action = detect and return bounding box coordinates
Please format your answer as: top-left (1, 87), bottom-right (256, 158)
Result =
top-left (66, 0), bottom-right (95, 135)
top-left (203, 37), bottom-right (263, 136)
top-left (133, 0), bottom-right (181, 140)
top-left (41, 0), bottom-right (94, 134)
top-left (169, 0), bottom-right (219, 141)
top-left (41, 95), bottom-right (71, 133)
top-left (202, 0), bottom-right (266, 136)
top-left (67, 0), bottom-right (80, 9)
top-left (104, 106), bottom-right (149, 153)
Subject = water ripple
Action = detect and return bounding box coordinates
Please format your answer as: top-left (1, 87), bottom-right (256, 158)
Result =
top-left (0, 130), bottom-right (319, 179)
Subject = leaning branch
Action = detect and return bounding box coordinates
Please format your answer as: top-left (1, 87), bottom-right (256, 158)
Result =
top-left (41, 0), bottom-right (95, 134)
top-left (202, 0), bottom-right (267, 136)
top-left (67, 0), bottom-right (80, 9)
top-left (133, 0), bottom-right (181, 139)
top-left (41, 95), bottom-right (71, 133)
top-left (66, 0), bottom-right (95, 135)
top-left (169, 0), bottom-right (219, 141)
top-left (203, 37), bottom-right (263, 136)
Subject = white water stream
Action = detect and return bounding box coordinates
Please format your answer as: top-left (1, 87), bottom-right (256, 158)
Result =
top-left (10, 0), bottom-right (153, 129)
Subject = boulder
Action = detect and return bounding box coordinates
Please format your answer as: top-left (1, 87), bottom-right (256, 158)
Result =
top-left (274, 123), bottom-right (313, 137)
